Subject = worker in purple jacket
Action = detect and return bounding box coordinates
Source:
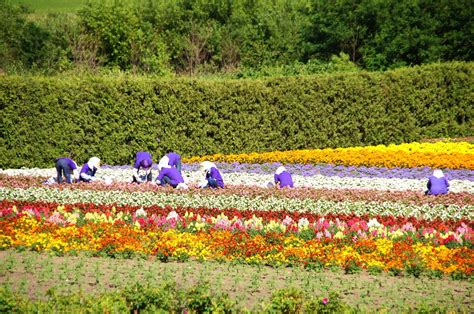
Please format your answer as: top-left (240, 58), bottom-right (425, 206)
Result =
top-left (133, 151), bottom-right (153, 183)
top-left (55, 157), bottom-right (78, 184)
top-left (158, 151), bottom-right (182, 174)
top-left (156, 163), bottom-right (187, 189)
top-left (199, 161), bottom-right (224, 188)
top-left (78, 157), bottom-right (101, 182)
top-left (425, 169), bottom-right (449, 195)
top-left (274, 166), bottom-right (294, 188)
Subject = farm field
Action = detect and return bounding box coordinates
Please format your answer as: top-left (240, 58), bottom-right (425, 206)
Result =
top-left (0, 141), bottom-right (473, 312)
top-left (1, 251), bottom-right (472, 312)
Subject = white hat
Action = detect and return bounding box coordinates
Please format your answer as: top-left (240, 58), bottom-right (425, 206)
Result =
top-left (87, 157), bottom-right (100, 169)
top-left (200, 161), bottom-right (217, 172)
top-left (433, 169), bottom-right (444, 178)
top-left (275, 166), bottom-right (286, 175)
top-left (157, 156), bottom-right (171, 171)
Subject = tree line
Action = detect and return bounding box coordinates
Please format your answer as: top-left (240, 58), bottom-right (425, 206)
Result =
top-left (0, 0), bottom-right (472, 77)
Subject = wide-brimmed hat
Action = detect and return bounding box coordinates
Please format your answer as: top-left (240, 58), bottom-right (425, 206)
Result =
top-left (200, 161), bottom-right (217, 172)
top-left (88, 157), bottom-right (101, 169)
top-left (275, 166), bottom-right (286, 175)
top-left (433, 169), bottom-right (444, 178)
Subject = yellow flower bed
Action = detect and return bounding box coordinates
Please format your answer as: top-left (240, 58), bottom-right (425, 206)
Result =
top-left (184, 142), bottom-right (474, 169)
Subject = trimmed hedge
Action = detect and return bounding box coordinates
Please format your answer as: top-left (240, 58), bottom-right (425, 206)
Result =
top-left (0, 62), bottom-right (472, 168)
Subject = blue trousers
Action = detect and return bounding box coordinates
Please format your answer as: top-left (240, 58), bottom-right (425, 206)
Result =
top-left (207, 177), bottom-right (219, 189)
top-left (55, 158), bottom-right (73, 184)
top-left (159, 176), bottom-right (177, 188)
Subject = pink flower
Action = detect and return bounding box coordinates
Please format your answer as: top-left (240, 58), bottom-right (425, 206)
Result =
top-left (282, 215), bottom-right (293, 226)
top-left (322, 297), bottom-right (329, 305)
top-left (324, 230), bottom-right (331, 238)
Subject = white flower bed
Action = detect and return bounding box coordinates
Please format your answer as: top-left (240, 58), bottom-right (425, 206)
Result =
top-left (1, 167), bottom-right (473, 193)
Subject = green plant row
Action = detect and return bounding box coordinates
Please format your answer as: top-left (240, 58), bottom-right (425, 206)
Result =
top-left (0, 282), bottom-right (460, 314)
top-left (0, 62), bottom-right (472, 168)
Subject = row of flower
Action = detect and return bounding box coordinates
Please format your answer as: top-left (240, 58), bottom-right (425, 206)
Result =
top-left (184, 142), bottom-right (474, 169)
top-left (2, 199), bottom-right (471, 229)
top-left (1, 174), bottom-right (473, 207)
top-left (3, 168), bottom-right (473, 194)
top-left (1, 200), bottom-right (472, 275)
top-left (1, 186), bottom-right (472, 221)
top-left (4, 162), bottom-right (474, 181)
top-left (2, 199), bottom-right (472, 242)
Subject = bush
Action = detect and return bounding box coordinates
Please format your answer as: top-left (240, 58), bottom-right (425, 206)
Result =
top-left (266, 288), bottom-right (305, 313)
top-left (0, 62), bottom-right (472, 168)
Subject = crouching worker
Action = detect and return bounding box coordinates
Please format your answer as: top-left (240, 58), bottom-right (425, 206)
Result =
top-left (78, 157), bottom-right (101, 182)
top-left (199, 161), bottom-right (224, 189)
top-left (274, 166), bottom-right (294, 188)
top-left (55, 157), bottom-right (79, 184)
top-left (425, 169), bottom-right (449, 195)
top-left (133, 151), bottom-right (153, 183)
top-left (156, 163), bottom-right (188, 189)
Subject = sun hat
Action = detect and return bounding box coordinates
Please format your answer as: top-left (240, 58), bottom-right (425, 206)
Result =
top-left (433, 169), bottom-right (444, 178)
top-left (87, 157), bottom-right (100, 169)
top-left (275, 166), bottom-right (286, 175)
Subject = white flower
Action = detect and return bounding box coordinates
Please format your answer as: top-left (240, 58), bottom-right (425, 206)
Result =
top-left (135, 207), bottom-right (147, 218)
top-left (166, 210), bottom-right (179, 220)
top-left (367, 218), bottom-right (381, 228)
top-left (104, 176), bottom-right (113, 185)
top-left (297, 218), bottom-right (309, 229)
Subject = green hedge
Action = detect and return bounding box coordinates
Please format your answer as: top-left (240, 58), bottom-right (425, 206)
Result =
top-left (0, 62), bottom-right (472, 168)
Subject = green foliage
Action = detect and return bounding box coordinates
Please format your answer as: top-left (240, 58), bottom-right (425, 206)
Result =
top-left (78, 1), bottom-right (171, 74)
top-left (304, 292), bottom-right (349, 314)
top-left (266, 287), bottom-right (305, 313)
top-left (0, 62), bottom-right (472, 168)
top-left (0, 0), bottom-right (52, 72)
top-left (3, 0), bottom-right (473, 75)
top-left (343, 260), bottom-right (361, 274)
top-left (367, 265), bottom-right (383, 275)
top-left (185, 282), bottom-right (235, 313)
top-left (267, 289), bottom-right (350, 313)
top-left (124, 281), bottom-right (178, 312)
top-left (0, 287), bottom-right (18, 313)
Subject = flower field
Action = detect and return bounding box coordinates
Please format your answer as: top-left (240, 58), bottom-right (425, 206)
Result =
top-left (0, 141), bottom-right (473, 312)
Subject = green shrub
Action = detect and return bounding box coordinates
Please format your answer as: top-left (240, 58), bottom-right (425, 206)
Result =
top-left (304, 292), bottom-right (350, 314)
top-left (266, 287), bottom-right (305, 313)
top-left (0, 62), bottom-right (472, 168)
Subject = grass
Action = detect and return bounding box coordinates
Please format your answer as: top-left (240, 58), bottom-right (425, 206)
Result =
top-left (10, 0), bottom-right (148, 14)
top-left (11, 0), bottom-right (87, 13)
top-left (1, 250), bottom-right (473, 312)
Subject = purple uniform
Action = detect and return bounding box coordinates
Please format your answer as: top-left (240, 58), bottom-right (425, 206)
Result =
top-left (78, 163), bottom-right (97, 182)
top-left (427, 176), bottom-right (449, 195)
top-left (134, 151), bottom-right (152, 169)
top-left (157, 167), bottom-right (184, 186)
top-left (166, 152), bottom-right (181, 167)
top-left (55, 158), bottom-right (78, 184)
top-left (57, 158), bottom-right (77, 171)
top-left (274, 171), bottom-right (294, 188)
top-left (207, 167), bottom-right (224, 188)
